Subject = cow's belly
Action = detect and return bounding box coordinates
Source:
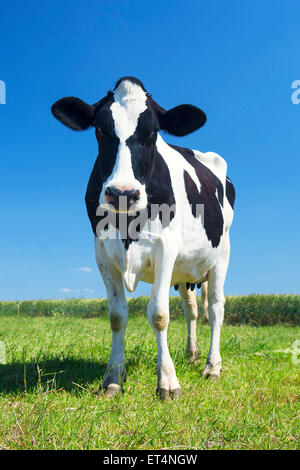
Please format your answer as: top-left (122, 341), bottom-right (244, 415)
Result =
top-left (126, 236), bottom-right (225, 290)
top-left (139, 244), bottom-right (218, 286)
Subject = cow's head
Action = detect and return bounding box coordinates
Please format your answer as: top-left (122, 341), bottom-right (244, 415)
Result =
top-left (51, 77), bottom-right (206, 214)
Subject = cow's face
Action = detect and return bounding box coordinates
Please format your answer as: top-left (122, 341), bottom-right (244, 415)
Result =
top-left (94, 79), bottom-right (159, 213)
top-left (52, 77), bottom-right (206, 214)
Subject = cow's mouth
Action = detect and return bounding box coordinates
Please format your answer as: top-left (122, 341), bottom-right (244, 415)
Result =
top-left (100, 198), bottom-right (148, 215)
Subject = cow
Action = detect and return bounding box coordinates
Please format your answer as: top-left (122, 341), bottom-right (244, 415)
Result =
top-left (51, 76), bottom-right (235, 399)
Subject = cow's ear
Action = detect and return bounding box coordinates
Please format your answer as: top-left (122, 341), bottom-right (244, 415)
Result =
top-left (159, 104), bottom-right (206, 136)
top-left (51, 97), bottom-right (95, 131)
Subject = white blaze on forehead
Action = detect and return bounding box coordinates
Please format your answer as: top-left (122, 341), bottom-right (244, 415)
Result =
top-left (112, 144), bottom-right (136, 184)
top-left (111, 80), bottom-right (147, 141)
top-left (107, 80), bottom-right (148, 187)
top-left (100, 80), bottom-right (148, 211)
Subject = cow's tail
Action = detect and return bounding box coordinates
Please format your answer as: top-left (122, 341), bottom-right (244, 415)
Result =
top-left (201, 281), bottom-right (209, 319)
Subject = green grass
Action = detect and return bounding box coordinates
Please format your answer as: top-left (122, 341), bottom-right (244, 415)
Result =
top-left (0, 312), bottom-right (299, 450)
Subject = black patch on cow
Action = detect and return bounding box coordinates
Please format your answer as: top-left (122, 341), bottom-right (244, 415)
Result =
top-left (172, 145), bottom-right (224, 248)
top-left (226, 177), bottom-right (235, 209)
top-left (85, 99), bottom-right (119, 234)
top-left (125, 106), bottom-right (159, 186)
top-left (93, 92), bottom-right (114, 116)
top-left (85, 135), bottom-right (119, 234)
top-left (147, 95), bottom-right (166, 116)
top-left (145, 148), bottom-right (176, 226)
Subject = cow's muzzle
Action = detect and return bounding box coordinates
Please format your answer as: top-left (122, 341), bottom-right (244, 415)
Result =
top-left (105, 186), bottom-right (141, 212)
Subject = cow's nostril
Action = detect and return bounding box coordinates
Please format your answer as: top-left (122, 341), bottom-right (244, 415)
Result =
top-left (127, 189), bottom-right (140, 204)
top-left (105, 187), bottom-right (119, 208)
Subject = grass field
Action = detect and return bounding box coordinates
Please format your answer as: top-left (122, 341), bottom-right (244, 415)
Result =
top-left (1, 294), bottom-right (299, 325)
top-left (0, 305), bottom-right (299, 450)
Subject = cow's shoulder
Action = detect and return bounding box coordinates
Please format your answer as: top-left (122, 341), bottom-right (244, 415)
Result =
top-left (192, 150), bottom-right (227, 184)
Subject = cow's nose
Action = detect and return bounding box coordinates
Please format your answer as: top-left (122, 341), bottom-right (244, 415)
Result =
top-left (105, 186), bottom-right (140, 210)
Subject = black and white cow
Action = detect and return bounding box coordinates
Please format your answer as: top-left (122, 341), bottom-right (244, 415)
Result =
top-left (52, 77), bottom-right (235, 399)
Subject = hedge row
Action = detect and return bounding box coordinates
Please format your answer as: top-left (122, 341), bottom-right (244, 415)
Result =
top-left (0, 295), bottom-right (299, 325)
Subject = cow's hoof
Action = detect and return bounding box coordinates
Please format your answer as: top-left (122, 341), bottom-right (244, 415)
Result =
top-left (203, 362), bottom-right (222, 380)
top-left (104, 384), bottom-right (121, 397)
top-left (206, 373), bottom-right (220, 381)
top-left (203, 362), bottom-right (221, 379)
top-left (186, 349), bottom-right (199, 364)
top-left (156, 388), bottom-right (170, 401)
top-left (156, 387), bottom-right (181, 401)
top-left (98, 383), bottom-right (121, 398)
top-left (170, 388), bottom-right (182, 400)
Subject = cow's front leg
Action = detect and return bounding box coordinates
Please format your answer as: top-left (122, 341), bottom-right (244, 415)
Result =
top-left (147, 242), bottom-right (180, 400)
top-left (203, 258), bottom-right (229, 379)
top-left (103, 291), bottom-right (128, 397)
top-left (95, 239), bottom-right (128, 397)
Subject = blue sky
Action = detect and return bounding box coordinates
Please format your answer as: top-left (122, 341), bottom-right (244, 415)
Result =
top-left (0, 0), bottom-right (299, 300)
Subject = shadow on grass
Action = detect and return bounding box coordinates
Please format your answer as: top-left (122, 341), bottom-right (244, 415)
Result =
top-left (0, 354), bottom-right (142, 395)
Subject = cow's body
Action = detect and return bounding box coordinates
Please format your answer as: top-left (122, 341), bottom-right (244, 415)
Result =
top-left (89, 140), bottom-right (234, 291)
top-left (52, 77), bottom-right (235, 398)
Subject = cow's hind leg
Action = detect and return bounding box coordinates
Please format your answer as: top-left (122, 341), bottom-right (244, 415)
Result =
top-left (178, 284), bottom-right (199, 362)
top-left (203, 257), bottom-right (229, 379)
top-left (95, 238), bottom-right (128, 397)
top-left (147, 241), bottom-right (180, 400)
top-left (201, 281), bottom-right (209, 320)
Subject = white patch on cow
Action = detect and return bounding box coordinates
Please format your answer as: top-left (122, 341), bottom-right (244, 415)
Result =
top-left (123, 238), bottom-right (146, 292)
top-left (193, 149), bottom-right (233, 230)
top-left (122, 215), bottom-right (163, 291)
top-left (193, 150), bottom-right (227, 188)
top-left (99, 80), bottom-right (148, 213)
top-left (112, 80), bottom-right (147, 140)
